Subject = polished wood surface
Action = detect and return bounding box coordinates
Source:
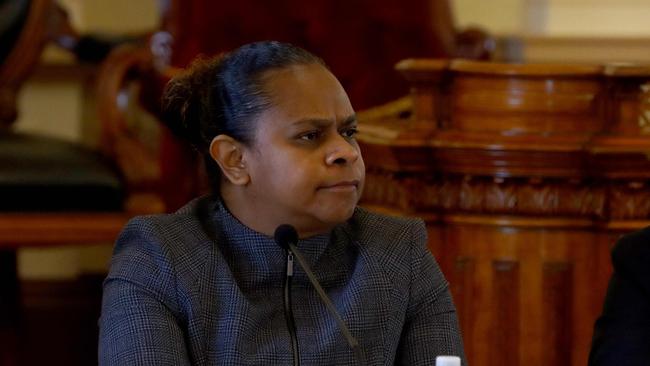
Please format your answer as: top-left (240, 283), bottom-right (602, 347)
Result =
top-left (358, 59), bottom-right (650, 366)
top-left (0, 213), bottom-right (129, 248)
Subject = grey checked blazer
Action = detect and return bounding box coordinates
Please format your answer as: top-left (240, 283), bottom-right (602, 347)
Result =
top-left (99, 196), bottom-right (466, 365)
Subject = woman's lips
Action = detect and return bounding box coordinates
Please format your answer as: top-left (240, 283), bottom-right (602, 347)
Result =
top-left (319, 180), bottom-right (359, 192)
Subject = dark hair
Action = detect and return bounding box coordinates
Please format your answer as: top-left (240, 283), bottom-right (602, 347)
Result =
top-left (162, 41), bottom-right (325, 190)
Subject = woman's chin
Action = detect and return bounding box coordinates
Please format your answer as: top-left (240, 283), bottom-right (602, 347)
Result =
top-left (316, 205), bottom-right (357, 226)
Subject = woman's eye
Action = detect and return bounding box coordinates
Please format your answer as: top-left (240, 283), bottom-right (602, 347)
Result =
top-left (299, 131), bottom-right (321, 141)
top-left (341, 127), bottom-right (358, 138)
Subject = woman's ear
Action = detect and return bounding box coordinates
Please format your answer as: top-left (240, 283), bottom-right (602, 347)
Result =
top-left (209, 135), bottom-right (250, 186)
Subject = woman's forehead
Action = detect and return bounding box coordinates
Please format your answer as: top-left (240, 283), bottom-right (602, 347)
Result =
top-left (261, 64), bottom-right (353, 117)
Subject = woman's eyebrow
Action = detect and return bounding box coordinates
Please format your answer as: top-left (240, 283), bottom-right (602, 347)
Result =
top-left (291, 114), bottom-right (357, 128)
top-left (340, 114), bottom-right (357, 127)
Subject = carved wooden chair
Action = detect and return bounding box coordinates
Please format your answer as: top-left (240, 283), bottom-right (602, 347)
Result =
top-left (0, 0), bottom-right (162, 363)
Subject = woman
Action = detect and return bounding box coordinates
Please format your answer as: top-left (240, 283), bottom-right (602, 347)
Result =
top-left (99, 41), bottom-right (466, 365)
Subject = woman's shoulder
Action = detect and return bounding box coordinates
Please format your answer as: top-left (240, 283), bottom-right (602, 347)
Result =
top-left (109, 196), bottom-right (219, 293)
top-left (345, 207), bottom-right (448, 296)
top-left (123, 195), bottom-right (217, 240)
top-left (115, 196), bottom-right (218, 268)
top-left (351, 205), bottom-right (425, 232)
top-left (347, 206), bottom-right (428, 254)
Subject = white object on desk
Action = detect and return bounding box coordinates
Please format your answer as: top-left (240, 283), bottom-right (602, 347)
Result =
top-left (436, 355), bottom-right (461, 366)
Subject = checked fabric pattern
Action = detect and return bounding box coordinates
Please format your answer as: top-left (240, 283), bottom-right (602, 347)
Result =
top-left (99, 196), bottom-right (466, 365)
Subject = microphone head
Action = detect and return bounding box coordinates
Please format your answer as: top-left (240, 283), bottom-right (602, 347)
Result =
top-left (274, 224), bottom-right (298, 250)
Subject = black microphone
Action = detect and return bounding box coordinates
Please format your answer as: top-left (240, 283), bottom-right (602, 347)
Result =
top-left (274, 224), bottom-right (364, 364)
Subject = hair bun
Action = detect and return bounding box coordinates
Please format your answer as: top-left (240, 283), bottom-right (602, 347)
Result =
top-left (161, 55), bottom-right (223, 148)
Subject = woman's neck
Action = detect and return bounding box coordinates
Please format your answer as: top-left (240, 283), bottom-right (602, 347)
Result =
top-left (219, 185), bottom-right (333, 239)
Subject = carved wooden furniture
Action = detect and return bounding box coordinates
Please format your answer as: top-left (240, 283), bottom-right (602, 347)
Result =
top-left (0, 1), bottom-right (143, 364)
top-left (357, 59), bottom-right (650, 366)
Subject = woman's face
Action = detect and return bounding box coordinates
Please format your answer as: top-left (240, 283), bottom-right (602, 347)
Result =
top-left (243, 63), bottom-right (365, 237)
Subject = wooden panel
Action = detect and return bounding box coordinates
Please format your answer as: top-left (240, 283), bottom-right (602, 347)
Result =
top-left (542, 262), bottom-right (573, 366)
top-left (451, 256), bottom-right (476, 362)
top-left (411, 218), bottom-right (622, 366)
top-left (449, 74), bottom-right (604, 135)
top-left (491, 260), bottom-right (519, 366)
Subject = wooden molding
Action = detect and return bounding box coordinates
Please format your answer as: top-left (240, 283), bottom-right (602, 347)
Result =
top-left (362, 170), bottom-right (650, 221)
top-left (0, 213), bottom-right (130, 248)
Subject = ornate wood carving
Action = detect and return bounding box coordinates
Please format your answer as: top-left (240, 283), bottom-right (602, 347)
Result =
top-left (358, 59), bottom-right (650, 366)
top-left (363, 172), bottom-right (613, 218)
top-left (359, 60), bottom-right (650, 223)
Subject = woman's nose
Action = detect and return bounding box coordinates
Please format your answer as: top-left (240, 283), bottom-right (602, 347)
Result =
top-left (325, 135), bottom-right (360, 166)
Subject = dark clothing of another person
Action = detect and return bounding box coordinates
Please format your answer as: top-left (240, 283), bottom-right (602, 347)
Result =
top-left (589, 227), bottom-right (650, 366)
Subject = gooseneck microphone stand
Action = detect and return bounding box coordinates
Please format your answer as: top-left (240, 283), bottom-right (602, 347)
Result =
top-left (283, 250), bottom-right (300, 366)
top-left (275, 224), bottom-right (365, 366)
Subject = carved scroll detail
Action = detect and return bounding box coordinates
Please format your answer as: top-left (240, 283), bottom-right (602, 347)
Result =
top-left (363, 170), bottom-right (650, 219)
top-left (609, 182), bottom-right (650, 219)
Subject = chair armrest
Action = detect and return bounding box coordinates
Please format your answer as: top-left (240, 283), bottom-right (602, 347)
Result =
top-left (0, 0), bottom-right (54, 127)
top-left (95, 38), bottom-right (196, 213)
top-left (96, 43), bottom-right (159, 184)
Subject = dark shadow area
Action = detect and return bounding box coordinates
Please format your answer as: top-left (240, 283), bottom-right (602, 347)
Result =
top-left (17, 274), bottom-right (104, 366)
